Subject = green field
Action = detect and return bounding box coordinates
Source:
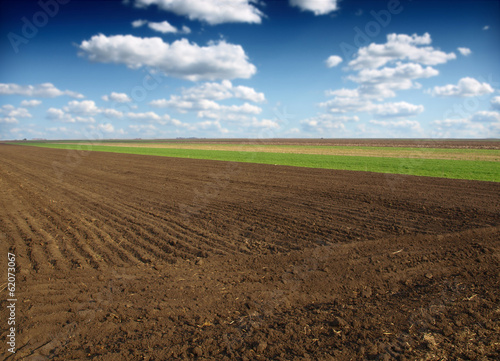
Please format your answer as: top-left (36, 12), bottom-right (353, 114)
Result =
top-left (16, 142), bottom-right (500, 182)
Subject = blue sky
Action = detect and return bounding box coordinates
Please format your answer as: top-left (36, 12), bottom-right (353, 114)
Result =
top-left (1, 0), bottom-right (499, 140)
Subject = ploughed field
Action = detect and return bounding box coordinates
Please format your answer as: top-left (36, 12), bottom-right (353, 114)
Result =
top-left (0, 143), bottom-right (499, 360)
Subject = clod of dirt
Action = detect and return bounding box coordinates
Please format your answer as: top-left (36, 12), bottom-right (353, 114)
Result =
top-left (361, 287), bottom-right (373, 298)
top-left (256, 341), bottom-right (267, 353)
top-left (193, 346), bottom-right (203, 357)
top-left (332, 316), bottom-right (348, 328)
top-left (423, 333), bottom-right (437, 348)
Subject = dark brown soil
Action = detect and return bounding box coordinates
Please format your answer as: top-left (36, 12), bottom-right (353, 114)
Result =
top-left (0, 143), bottom-right (499, 360)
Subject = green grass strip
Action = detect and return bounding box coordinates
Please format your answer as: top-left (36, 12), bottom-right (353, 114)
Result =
top-left (17, 142), bottom-right (500, 182)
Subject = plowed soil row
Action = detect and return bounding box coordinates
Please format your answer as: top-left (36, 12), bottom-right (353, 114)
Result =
top-left (0, 144), bottom-right (499, 360)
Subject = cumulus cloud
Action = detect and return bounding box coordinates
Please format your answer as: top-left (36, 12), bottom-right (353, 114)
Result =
top-left (151, 80), bottom-right (265, 109)
top-left (325, 55), bottom-right (342, 68)
top-left (96, 123), bottom-right (115, 133)
top-left (47, 100), bottom-right (126, 123)
top-left (101, 109), bottom-right (124, 119)
top-left (129, 124), bottom-right (157, 132)
top-left (0, 83), bottom-right (84, 98)
top-left (79, 34), bottom-right (257, 81)
top-left (483, 25), bottom-right (490, 30)
top-left (248, 118), bottom-right (280, 130)
top-left (133, 19), bottom-right (191, 34)
top-left (193, 120), bottom-right (229, 133)
top-left (369, 119), bottom-right (423, 133)
top-left (132, 19), bottom-right (147, 28)
top-left (319, 33), bottom-right (450, 117)
top-left (290, 0), bottom-right (339, 15)
top-left (491, 96), bottom-right (500, 110)
top-left (350, 62), bottom-right (439, 100)
top-left (20, 99), bottom-right (42, 107)
top-left (133, 0), bottom-right (263, 25)
top-left (197, 103), bottom-right (262, 122)
top-left (320, 93), bottom-right (424, 119)
top-left (46, 107), bottom-right (96, 123)
top-left (432, 118), bottom-right (487, 138)
top-left (149, 21), bottom-right (187, 34)
top-left (0, 105), bottom-right (32, 124)
top-left (301, 114), bottom-right (358, 133)
top-left (432, 111), bottom-right (500, 137)
top-left (126, 111), bottom-right (187, 127)
top-left (348, 33), bottom-right (456, 70)
top-left (429, 77), bottom-right (494, 97)
top-left (470, 111), bottom-right (500, 123)
top-left (320, 93), bottom-right (371, 114)
top-left (63, 100), bottom-right (100, 116)
top-left (371, 102), bottom-right (424, 118)
top-left (457, 47), bottom-right (471, 56)
top-left (149, 80), bottom-right (265, 122)
top-left (102, 92), bottom-right (132, 103)
top-left (126, 111), bottom-right (163, 122)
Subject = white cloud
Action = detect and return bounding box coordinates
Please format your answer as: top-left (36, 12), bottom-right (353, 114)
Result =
top-left (470, 111), bottom-right (500, 123)
top-left (325, 55), bottom-right (342, 68)
top-left (101, 109), bottom-right (124, 119)
top-left (149, 80), bottom-right (265, 122)
top-left (457, 47), bottom-right (471, 56)
top-left (432, 110), bottom-right (500, 138)
top-left (126, 111), bottom-right (187, 127)
top-left (369, 119), bottom-right (423, 133)
top-left (320, 92), bottom-right (371, 113)
top-left (102, 92), bottom-right (132, 103)
top-left (348, 33), bottom-right (456, 70)
top-left (350, 62), bottom-right (439, 99)
top-left (46, 108), bottom-right (66, 120)
top-left (20, 99), bottom-right (42, 107)
top-left (491, 96), bottom-right (500, 110)
top-left (47, 100), bottom-right (125, 123)
top-left (144, 21), bottom-right (190, 34)
top-left (248, 118), bottom-right (280, 129)
top-left (197, 102), bottom-right (262, 121)
top-left (96, 123), bottom-right (115, 133)
top-left (46, 107), bottom-right (96, 123)
top-left (0, 117), bottom-right (19, 124)
top-left (483, 25), bottom-right (490, 31)
top-left (127, 111), bottom-right (162, 122)
top-left (0, 104), bottom-right (32, 124)
top-left (429, 77), bottom-right (494, 97)
top-left (301, 114), bottom-right (358, 133)
top-left (129, 124), bottom-right (157, 132)
top-left (193, 120), bottom-right (229, 133)
top-left (79, 35), bottom-right (257, 81)
top-left (290, 0), bottom-right (338, 15)
top-left (371, 101), bottom-right (424, 118)
top-left (0, 83), bottom-right (84, 98)
top-left (152, 80), bottom-right (265, 108)
top-left (132, 19), bottom-right (147, 28)
top-left (63, 100), bottom-right (100, 116)
top-left (148, 21), bottom-right (179, 34)
top-left (319, 33), bottom-right (452, 117)
top-left (133, 0), bottom-right (263, 25)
